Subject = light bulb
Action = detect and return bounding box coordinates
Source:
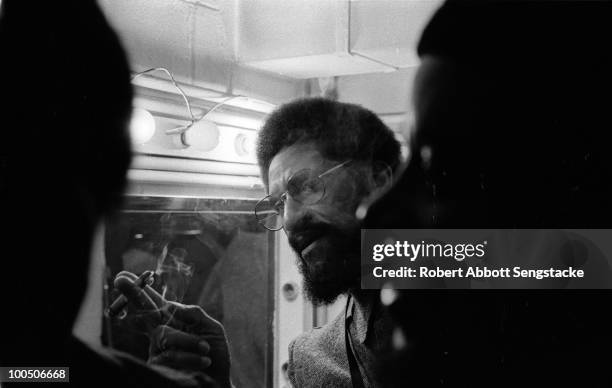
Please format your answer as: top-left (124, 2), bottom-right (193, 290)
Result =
top-left (235, 133), bottom-right (256, 157)
top-left (182, 119), bottom-right (220, 152)
top-left (129, 108), bottom-right (156, 145)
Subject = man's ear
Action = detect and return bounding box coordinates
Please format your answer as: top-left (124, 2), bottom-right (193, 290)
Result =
top-left (372, 161), bottom-right (393, 191)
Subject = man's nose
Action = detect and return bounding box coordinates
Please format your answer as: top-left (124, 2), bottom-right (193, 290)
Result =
top-left (282, 196), bottom-right (304, 232)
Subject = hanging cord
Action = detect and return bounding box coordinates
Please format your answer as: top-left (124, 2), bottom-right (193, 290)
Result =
top-left (132, 67), bottom-right (197, 129)
top-left (131, 68), bottom-right (245, 140)
top-left (176, 95), bottom-right (245, 146)
top-left (200, 95), bottom-right (245, 120)
top-left (169, 95), bottom-right (246, 141)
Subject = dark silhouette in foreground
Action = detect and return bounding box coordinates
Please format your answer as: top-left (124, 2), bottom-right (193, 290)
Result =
top-left (363, 1), bottom-right (612, 387)
top-left (0, 1), bottom-right (215, 386)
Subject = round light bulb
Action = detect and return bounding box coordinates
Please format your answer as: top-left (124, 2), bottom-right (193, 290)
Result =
top-left (182, 119), bottom-right (220, 152)
top-left (235, 133), bottom-right (256, 157)
top-left (129, 108), bottom-right (156, 145)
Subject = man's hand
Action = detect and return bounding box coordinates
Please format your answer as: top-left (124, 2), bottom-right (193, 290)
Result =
top-left (114, 271), bottom-right (232, 388)
top-left (148, 325), bottom-right (212, 370)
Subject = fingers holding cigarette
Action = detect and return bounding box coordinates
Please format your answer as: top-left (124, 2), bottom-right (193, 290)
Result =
top-left (110, 270), bottom-right (162, 319)
top-left (116, 270), bottom-right (166, 307)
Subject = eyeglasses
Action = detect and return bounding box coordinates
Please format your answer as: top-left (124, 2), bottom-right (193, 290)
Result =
top-left (254, 160), bottom-right (352, 231)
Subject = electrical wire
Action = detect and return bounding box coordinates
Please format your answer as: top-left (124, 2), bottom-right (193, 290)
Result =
top-left (199, 95), bottom-right (246, 120)
top-left (132, 67), bottom-right (197, 124)
top-left (131, 68), bottom-right (246, 141)
top-left (164, 95), bottom-right (245, 136)
top-left (178, 0), bottom-right (220, 12)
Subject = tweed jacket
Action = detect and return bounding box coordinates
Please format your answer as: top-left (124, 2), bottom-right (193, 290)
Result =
top-left (287, 295), bottom-right (390, 388)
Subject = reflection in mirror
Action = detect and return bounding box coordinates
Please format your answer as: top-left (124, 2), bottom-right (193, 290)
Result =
top-left (103, 196), bottom-right (274, 388)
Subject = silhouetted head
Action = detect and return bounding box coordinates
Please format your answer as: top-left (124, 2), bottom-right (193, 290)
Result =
top-left (256, 98), bottom-right (401, 304)
top-left (363, 1), bottom-right (612, 386)
top-left (0, 0), bottom-right (132, 356)
top-left (364, 0), bottom-right (612, 230)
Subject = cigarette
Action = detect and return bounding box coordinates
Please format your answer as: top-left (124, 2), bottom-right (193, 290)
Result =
top-left (105, 270), bottom-right (154, 318)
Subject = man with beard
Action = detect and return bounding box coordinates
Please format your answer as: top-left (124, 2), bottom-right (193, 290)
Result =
top-left (254, 98), bottom-right (401, 387)
top-left (115, 97), bottom-right (401, 387)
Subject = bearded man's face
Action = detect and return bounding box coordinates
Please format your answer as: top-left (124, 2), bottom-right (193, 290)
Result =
top-left (267, 142), bottom-right (376, 305)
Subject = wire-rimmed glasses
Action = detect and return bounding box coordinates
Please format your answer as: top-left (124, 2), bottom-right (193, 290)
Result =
top-left (254, 160), bottom-right (352, 231)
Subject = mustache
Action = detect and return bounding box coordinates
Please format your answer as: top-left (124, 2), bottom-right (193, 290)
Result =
top-left (287, 215), bottom-right (362, 259)
top-left (288, 222), bottom-right (335, 250)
